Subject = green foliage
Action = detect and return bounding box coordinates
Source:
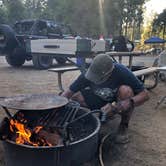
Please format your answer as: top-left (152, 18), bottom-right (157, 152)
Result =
top-left (44, 0), bottom-right (100, 37)
top-left (104, 0), bottom-right (146, 39)
top-left (0, 5), bottom-right (8, 23)
top-left (152, 9), bottom-right (166, 39)
top-left (0, 0), bottom-right (147, 39)
top-left (121, 0), bottom-right (146, 40)
top-left (24, 0), bottom-right (47, 19)
top-left (3, 0), bottom-right (26, 24)
top-left (105, 0), bottom-right (123, 36)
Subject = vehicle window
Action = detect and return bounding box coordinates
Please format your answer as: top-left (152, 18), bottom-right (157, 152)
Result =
top-left (14, 23), bottom-right (22, 34)
top-left (60, 26), bottom-right (71, 35)
top-left (14, 22), bottom-right (34, 35)
top-left (36, 22), bottom-right (48, 36)
top-left (47, 23), bottom-right (62, 35)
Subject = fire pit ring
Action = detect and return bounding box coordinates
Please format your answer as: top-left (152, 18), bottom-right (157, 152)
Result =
top-left (2, 108), bottom-right (101, 166)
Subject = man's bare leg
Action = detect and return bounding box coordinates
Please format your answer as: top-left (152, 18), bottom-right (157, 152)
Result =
top-left (116, 85), bottom-right (134, 144)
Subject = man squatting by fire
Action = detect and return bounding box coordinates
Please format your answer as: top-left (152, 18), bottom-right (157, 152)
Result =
top-left (62, 54), bottom-right (149, 143)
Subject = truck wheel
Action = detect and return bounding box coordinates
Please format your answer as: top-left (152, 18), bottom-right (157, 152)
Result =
top-left (32, 55), bottom-right (53, 69)
top-left (0, 24), bottom-right (18, 53)
top-left (5, 47), bottom-right (25, 67)
top-left (55, 57), bottom-right (66, 65)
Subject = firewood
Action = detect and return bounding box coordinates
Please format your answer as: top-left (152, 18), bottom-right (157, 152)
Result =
top-left (38, 129), bottom-right (62, 146)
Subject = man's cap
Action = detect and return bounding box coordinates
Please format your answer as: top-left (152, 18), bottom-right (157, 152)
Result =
top-left (85, 54), bottom-right (114, 84)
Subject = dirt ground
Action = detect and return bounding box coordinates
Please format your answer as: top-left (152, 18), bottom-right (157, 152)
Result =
top-left (0, 56), bottom-right (165, 166)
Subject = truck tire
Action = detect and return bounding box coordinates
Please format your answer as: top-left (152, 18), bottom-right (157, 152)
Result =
top-left (0, 24), bottom-right (18, 53)
top-left (55, 57), bottom-right (67, 65)
top-left (5, 47), bottom-right (26, 67)
top-left (32, 55), bottom-right (53, 69)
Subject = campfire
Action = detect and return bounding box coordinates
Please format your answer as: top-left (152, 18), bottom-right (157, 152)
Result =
top-left (0, 94), bottom-right (101, 166)
top-left (9, 114), bottom-right (57, 147)
top-left (1, 110), bottom-right (62, 147)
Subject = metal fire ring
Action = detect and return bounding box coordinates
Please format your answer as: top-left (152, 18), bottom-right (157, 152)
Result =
top-left (0, 94), bottom-right (68, 111)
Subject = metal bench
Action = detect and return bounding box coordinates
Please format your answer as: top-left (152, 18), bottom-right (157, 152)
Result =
top-left (133, 67), bottom-right (158, 77)
top-left (48, 66), bottom-right (79, 91)
top-left (155, 66), bottom-right (166, 109)
top-left (133, 66), bottom-right (166, 109)
top-left (49, 66), bottom-right (160, 92)
top-left (133, 67), bottom-right (159, 90)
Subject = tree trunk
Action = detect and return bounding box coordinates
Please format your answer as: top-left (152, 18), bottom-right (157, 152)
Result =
top-left (132, 21), bottom-right (136, 41)
top-left (119, 18), bottom-right (123, 35)
top-left (163, 24), bottom-right (165, 40)
top-left (124, 22), bottom-right (128, 36)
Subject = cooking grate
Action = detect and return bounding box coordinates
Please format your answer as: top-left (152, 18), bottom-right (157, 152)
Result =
top-left (11, 101), bottom-right (95, 145)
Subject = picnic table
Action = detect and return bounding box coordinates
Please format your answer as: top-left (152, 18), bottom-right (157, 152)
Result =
top-left (106, 51), bottom-right (144, 69)
top-left (49, 51), bottom-right (162, 91)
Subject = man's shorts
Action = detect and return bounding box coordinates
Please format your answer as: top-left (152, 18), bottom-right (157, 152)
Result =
top-left (80, 88), bottom-right (117, 110)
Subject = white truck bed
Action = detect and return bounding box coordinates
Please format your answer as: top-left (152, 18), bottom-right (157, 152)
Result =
top-left (26, 38), bottom-right (107, 56)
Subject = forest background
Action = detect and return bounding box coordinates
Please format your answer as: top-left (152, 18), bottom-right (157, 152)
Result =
top-left (0, 0), bottom-right (165, 49)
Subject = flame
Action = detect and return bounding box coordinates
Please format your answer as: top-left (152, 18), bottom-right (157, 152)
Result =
top-left (10, 119), bottom-right (31, 145)
top-left (9, 119), bottom-right (52, 147)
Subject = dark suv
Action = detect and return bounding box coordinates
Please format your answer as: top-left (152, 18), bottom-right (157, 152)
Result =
top-left (0, 19), bottom-right (74, 69)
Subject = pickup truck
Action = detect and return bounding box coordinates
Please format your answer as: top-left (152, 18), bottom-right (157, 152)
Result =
top-left (0, 19), bottom-right (74, 69)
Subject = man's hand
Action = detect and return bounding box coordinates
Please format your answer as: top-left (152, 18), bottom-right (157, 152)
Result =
top-left (101, 103), bottom-right (114, 117)
top-left (115, 98), bottom-right (134, 113)
top-left (101, 99), bottom-right (134, 117)
top-left (60, 89), bottom-right (74, 99)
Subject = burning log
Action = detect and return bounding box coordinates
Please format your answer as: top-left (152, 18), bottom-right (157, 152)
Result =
top-left (0, 111), bottom-right (62, 147)
top-left (9, 117), bottom-right (62, 147)
top-left (37, 129), bottom-right (62, 146)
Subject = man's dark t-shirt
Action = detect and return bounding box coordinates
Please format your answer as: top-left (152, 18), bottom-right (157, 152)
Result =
top-left (70, 63), bottom-right (144, 109)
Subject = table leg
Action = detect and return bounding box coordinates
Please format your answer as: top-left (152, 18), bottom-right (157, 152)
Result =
top-left (155, 96), bottom-right (166, 109)
top-left (129, 55), bottom-right (133, 69)
top-left (57, 72), bottom-right (64, 91)
top-left (118, 56), bottom-right (122, 64)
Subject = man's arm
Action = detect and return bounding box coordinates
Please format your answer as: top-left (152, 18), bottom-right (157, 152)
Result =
top-left (132, 89), bottom-right (149, 107)
top-left (101, 89), bottom-right (149, 116)
top-left (61, 89), bottom-right (74, 99)
top-left (61, 74), bottom-right (90, 99)
top-left (117, 89), bottom-right (149, 111)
